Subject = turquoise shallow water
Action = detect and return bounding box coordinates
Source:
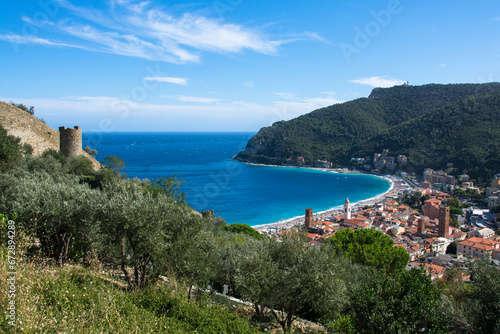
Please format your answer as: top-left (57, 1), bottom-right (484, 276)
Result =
top-left (83, 132), bottom-right (391, 226)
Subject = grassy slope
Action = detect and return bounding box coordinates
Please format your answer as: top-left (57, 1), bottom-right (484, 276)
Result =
top-left (0, 260), bottom-right (260, 333)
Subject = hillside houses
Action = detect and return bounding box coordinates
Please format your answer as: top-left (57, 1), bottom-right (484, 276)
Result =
top-left (262, 171), bottom-right (500, 283)
top-left (271, 185), bottom-right (498, 281)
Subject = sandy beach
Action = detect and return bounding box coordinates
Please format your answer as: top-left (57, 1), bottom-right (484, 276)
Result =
top-left (246, 164), bottom-right (411, 233)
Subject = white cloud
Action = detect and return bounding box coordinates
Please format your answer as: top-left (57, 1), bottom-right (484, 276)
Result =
top-left (272, 96), bottom-right (343, 117)
top-left (349, 76), bottom-right (405, 88)
top-left (0, 91), bottom-right (343, 131)
top-left (4, 1), bottom-right (319, 64)
top-left (21, 16), bottom-right (54, 26)
top-left (0, 34), bottom-right (86, 49)
top-left (176, 96), bottom-right (221, 103)
top-left (141, 11), bottom-right (282, 55)
top-left (274, 92), bottom-right (297, 100)
top-left (271, 92), bottom-right (343, 120)
top-left (145, 76), bottom-right (187, 85)
top-left (494, 17), bottom-right (500, 21)
top-left (243, 81), bottom-right (254, 88)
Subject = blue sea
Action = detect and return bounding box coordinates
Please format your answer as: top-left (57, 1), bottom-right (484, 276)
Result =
top-left (83, 132), bottom-right (391, 226)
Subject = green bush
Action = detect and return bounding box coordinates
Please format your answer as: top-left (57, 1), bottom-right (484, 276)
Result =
top-left (66, 156), bottom-right (94, 176)
top-left (222, 223), bottom-right (263, 240)
top-left (0, 123), bottom-right (23, 172)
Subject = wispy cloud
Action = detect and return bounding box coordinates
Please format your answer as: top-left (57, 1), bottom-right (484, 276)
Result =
top-left (242, 81), bottom-right (254, 88)
top-left (0, 91), bottom-right (342, 131)
top-left (145, 76), bottom-right (187, 85)
top-left (0, 34), bottom-right (86, 49)
top-left (176, 96), bottom-right (221, 103)
top-left (272, 92), bottom-right (344, 120)
top-left (3, 0), bottom-right (317, 64)
top-left (494, 17), bottom-right (500, 21)
top-left (21, 16), bottom-right (54, 26)
top-left (349, 76), bottom-right (404, 88)
top-left (274, 92), bottom-right (297, 100)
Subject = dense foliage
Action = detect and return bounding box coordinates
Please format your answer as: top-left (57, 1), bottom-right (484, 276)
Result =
top-left (324, 228), bottom-right (410, 274)
top-left (0, 123), bottom-right (30, 172)
top-left (236, 83), bottom-right (500, 183)
top-left (348, 267), bottom-right (448, 333)
top-left (2, 147), bottom-right (500, 332)
top-left (238, 232), bottom-right (351, 332)
top-left (222, 223), bottom-right (263, 239)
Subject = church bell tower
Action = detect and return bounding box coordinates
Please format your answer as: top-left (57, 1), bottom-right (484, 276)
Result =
top-left (343, 198), bottom-right (351, 220)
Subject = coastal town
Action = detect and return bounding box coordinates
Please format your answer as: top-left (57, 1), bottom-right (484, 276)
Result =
top-left (255, 151), bottom-right (500, 281)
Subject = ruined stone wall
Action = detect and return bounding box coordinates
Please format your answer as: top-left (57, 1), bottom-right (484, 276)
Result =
top-left (0, 101), bottom-right (100, 169)
top-left (0, 101), bottom-right (59, 155)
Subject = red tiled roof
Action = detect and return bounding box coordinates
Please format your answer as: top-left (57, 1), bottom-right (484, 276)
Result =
top-left (311, 220), bottom-right (328, 226)
top-left (472, 243), bottom-right (494, 251)
top-left (424, 198), bottom-right (441, 204)
top-left (450, 231), bottom-right (466, 238)
top-left (469, 237), bottom-right (498, 246)
top-left (307, 233), bottom-right (320, 240)
top-left (458, 240), bottom-right (476, 247)
top-left (410, 262), bottom-right (445, 275)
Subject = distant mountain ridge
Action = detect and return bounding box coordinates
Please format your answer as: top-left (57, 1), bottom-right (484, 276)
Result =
top-left (235, 83), bottom-right (500, 183)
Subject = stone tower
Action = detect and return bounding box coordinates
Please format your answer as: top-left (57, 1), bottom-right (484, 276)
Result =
top-left (305, 208), bottom-right (313, 229)
top-left (343, 198), bottom-right (351, 220)
top-left (417, 218), bottom-right (425, 235)
top-left (59, 126), bottom-right (82, 158)
top-left (438, 206), bottom-right (450, 238)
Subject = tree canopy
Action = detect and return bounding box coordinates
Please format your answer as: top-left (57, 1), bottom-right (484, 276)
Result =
top-left (238, 232), bottom-right (348, 332)
top-left (324, 228), bottom-right (409, 274)
top-left (0, 123), bottom-right (24, 172)
top-left (222, 223), bottom-right (263, 240)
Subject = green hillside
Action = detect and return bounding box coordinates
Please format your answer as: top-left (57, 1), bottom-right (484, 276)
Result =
top-left (235, 83), bottom-right (500, 182)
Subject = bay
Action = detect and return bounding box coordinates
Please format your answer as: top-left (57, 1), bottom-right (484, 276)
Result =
top-left (83, 132), bottom-right (391, 226)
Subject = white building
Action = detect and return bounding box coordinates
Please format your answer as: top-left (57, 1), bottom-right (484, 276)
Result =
top-left (343, 198), bottom-right (351, 220)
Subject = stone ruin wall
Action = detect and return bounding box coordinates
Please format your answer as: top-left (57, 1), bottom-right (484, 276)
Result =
top-left (0, 101), bottom-right (100, 169)
top-left (0, 101), bottom-right (59, 155)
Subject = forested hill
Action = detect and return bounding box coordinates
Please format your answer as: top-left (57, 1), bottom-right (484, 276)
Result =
top-left (235, 83), bottom-right (500, 183)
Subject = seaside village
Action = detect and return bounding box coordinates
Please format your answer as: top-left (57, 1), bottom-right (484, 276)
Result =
top-left (257, 156), bottom-right (500, 281)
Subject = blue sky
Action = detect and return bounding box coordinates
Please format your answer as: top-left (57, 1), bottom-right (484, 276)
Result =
top-left (1, 0), bottom-right (499, 132)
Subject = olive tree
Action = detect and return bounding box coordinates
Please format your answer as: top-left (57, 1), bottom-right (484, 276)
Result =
top-left (325, 228), bottom-right (410, 274)
top-left (348, 267), bottom-right (448, 333)
top-left (93, 178), bottom-right (203, 290)
top-left (239, 232), bottom-right (347, 332)
top-left (210, 232), bottom-right (263, 298)
top-left (0, 171), bottom-right (99, 265)
top-left (465, 258), bottom-right (500, 333)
